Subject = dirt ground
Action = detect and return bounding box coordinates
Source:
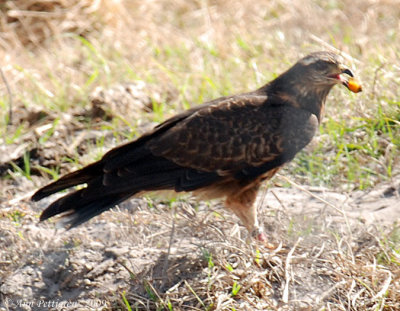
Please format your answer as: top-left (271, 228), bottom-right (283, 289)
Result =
top-left (0, 171), bottom-right (399, 310)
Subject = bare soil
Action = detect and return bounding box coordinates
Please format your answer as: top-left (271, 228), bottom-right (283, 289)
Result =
top-left (1, 169), bottom-right (399, 310)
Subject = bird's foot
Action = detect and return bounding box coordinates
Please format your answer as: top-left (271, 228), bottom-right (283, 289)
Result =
top-left (251, 228), bottom-right (275, 249)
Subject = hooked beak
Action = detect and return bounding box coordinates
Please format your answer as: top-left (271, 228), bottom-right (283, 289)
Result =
top-left (338, 67), bottom-right (362, 93)
top-left (341, 68), bottom-right (354, 78)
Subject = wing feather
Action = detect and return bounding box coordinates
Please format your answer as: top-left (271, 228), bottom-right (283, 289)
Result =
top-left (147, 95), bottom-right (318, 178)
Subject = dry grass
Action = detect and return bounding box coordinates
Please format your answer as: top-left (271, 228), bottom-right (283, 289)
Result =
top-left (1, 188), bottom-right (400, 310)
top-left (0, 0), bottom-right (400, 310)
top-left (0, 0), bottom-right (111, 49)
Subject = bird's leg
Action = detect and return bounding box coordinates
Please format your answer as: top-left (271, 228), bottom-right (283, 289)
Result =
top-left (225, 186), bottom-right (268, 242)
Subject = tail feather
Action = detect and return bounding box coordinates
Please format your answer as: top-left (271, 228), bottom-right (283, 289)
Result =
top-left (40, 189), bottom-right (132, 229)
top-left (33, 143), bottom-right (222, 228)
top-left (32, 161), bottom-right (102, 201)
top-left (39, 183), bottom-right (98, 221)
top-left (64, 194), bottom-right (131, 228)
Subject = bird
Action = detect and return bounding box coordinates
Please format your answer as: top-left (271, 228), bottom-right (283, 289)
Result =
top-left (32, 51), bottom-right (362, 242)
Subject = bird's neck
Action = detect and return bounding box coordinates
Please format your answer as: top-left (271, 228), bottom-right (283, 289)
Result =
top-left (257, 77), bottom-right (333, 122)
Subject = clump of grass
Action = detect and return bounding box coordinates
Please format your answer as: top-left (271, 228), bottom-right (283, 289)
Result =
top-left (110, 200), bottom-right (400, 310)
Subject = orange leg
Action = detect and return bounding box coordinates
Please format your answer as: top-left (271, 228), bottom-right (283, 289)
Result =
top-left (225, 185), bottom-right (267, 241)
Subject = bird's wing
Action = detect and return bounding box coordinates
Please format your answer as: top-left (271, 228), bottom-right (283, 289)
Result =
top-left (147, 94), bottom-right (319, 179)
top-left (33, 93), bottom-right (318, 228)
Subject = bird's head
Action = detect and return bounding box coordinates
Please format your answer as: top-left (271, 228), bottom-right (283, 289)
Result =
top-left (264, 51), bottom-right (362, 121)
top-left (295, 51), bottom-right (362, 93)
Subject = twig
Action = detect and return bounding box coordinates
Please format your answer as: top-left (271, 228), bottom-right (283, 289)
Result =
top-left (277, 174), bottom-right (354, 241)
top-left (309, 33), bottom-right (361, 64)
top-left (144, 280), bottom-right (167, 307)
top-left (372, 63), bottom-right (385, 100)
top-left (6, 190), bottom-right (36, 205)
top-left (118, 261), bottom-right (137, 279)
top-left (282, 237), bottom-right (302, 303)
top-left (317, 280), bottom-right (348, 304)
top-left (161, 202), bottom-right (177, 288)
top-left (277, 174), bottom-right (344, 215)
top-left (257, 186), bottom-right (269, 230)
top-left (372, 269), bottom-right (392, 300)
top-left (184, 280), bottom-right (207, 309)
top-left (270, 189), bottom-right (287, 211)
top-left (0, 66), bottom-right (13, 125)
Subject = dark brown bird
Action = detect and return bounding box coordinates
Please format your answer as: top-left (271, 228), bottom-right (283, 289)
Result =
top-left (32, 51), bottom-right (362, 241)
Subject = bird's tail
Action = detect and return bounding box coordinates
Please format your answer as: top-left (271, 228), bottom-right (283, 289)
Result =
top-left (32, 144), bottom-right (220, 229)
top-left (31, 161), bottom-right (102, 202)
top-left (39, 185), bottom-right (132, 228)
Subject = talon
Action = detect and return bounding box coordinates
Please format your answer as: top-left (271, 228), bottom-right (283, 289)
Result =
top-left (252, 229), bottom-right (275, 248)
top-left (252, 228), bottom-right (267, 241)
top-left (256, 231), bottom-right (268, 242)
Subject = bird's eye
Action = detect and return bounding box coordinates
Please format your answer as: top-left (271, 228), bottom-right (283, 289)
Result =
top-left (314, 61), bottom-right (328, 71)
